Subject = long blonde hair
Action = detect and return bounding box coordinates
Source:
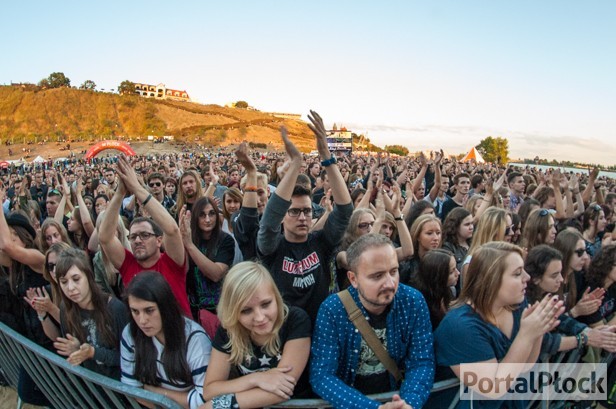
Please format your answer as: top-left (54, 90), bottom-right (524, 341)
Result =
top-left (217, 261), bottom-right (288, 365)
top-left (468, 207), bottom-right (508, 255)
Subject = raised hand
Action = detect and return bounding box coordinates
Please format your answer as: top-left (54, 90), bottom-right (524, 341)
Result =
top-left (178, 205), bottom-right (192, 244)
top-left (571, 287), bottom-right (604, 318)
top-left (520, 294), bottom-right (565, 338)
top-left (209, 164), bottom-right (219, 186)
top-left (374, 190), bottom-right (386, 220)
top-left (493, 170), bottom-right (506, 192)
top-left (568, 173), bottom-right (580, 192)
top-left (434, 149), bottom-right (444, 165)
top-left (235, 142), bottom-right (256, 173)
top-left (277, 158), bottom-right (292, 180)
top-left (319, 189), bottom-right (333, 213)
top-left (280, 126), bottom-right (301, 162)
top-left (419, 152), bottom-right (427, 167)
top-left (116, 154), bottom-right (141, 193)
top-left (76, 177), bottom-right (84, 196)
top-left (24, 287), bottom-right (53, 314)
top-left (307, 111), bottom-right (330, 159)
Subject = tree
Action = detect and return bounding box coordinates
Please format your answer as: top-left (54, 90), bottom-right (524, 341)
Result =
top-left (384, 145), bottom-right (409, 156)
top-left (476, 136), bottom-right (509, 164)
top-left (38, 72), bottom-right (70, 88)
top-left (118, 80), bottom-right (136, 95)
top-left (235, 100), bottom-right (249, 109)
top-left (79, 80), bottom-right (96, 90)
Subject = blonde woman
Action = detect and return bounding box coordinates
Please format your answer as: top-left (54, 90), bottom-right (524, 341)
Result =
top-left (203, 261), bottom-right (311, 408)
top-left (461, 207), bottom-right (512, 280)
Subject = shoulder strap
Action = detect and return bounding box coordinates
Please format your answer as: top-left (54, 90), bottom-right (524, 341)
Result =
top-left (338, 289), bottom-right (402, 382)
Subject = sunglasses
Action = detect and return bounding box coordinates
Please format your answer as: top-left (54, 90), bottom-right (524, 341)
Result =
top-left (573, 249), bottom-right (587, 257)
top-left (505, 224), bottom-right (517, 236)
top-left (358, 222), bottom-right (375, 230)
top-left (148, 182), bottom-right (162, 188)
top-left (539, 209), bottom-right (549, 217)
top-left (46, 262), bottom-right (56, 272)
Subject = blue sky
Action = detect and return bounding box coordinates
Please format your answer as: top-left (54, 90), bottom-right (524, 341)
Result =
top-left (2, 1), bottom-right (615, 164)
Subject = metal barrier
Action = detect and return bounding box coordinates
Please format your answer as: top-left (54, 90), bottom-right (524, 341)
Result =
top-left (267, 378), bottom-right (461, 408)
top-left (0, 321), bottom-right (182, 409)
top-left (4, 319), bottom-right (610, 409)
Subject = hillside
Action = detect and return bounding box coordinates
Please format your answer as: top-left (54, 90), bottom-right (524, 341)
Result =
top-left (0, 86), bottom-right (316, 157)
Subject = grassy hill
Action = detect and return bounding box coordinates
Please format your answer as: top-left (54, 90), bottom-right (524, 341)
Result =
top-left (0, 86), bottom-right (316, 152)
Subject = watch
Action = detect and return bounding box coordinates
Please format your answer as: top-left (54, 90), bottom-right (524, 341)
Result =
top-left (394, 215), bottom-right (404, 221)
top-left (320, 156), bottom-right (337, 167)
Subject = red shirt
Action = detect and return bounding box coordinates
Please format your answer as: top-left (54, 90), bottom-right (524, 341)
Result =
top-left (119, 248), bottom-right (190, 316)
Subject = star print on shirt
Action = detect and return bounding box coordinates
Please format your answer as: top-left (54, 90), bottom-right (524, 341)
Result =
top-left (258, 354), bottom-right (272, 367)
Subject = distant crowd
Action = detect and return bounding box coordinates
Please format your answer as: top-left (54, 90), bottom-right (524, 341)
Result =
top-left (2, 110), bottom-right (616, 409)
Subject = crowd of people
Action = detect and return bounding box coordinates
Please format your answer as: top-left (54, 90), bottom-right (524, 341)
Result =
top-left (2, 109), bottom-right (616, 408)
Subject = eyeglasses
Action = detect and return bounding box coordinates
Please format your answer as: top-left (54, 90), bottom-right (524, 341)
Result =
top-left (358, 222), bottom-right (375, 230)
top-left (199, 210), bottom-right (218, 219)
top-left (46, 262), bottom-right (56, 272)
top-left (148, 182), bottom-right (162, 188)
top-left (127, 232), bottom-right (158, 242)
top-left (539, 209), bottom-right (549, 217)
top-left (573, 249), bottom-right (587, 257)
top-left (287, 208), bottom-right (312, 217)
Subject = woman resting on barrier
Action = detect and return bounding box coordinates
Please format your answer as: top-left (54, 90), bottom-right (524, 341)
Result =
top-left (121, 271), bottom-right (212, 409)
top-left (202, 261), bottom-right (311, 409)
top-left (434, 242), bottom-right (565, 408)
top-left (524, 244), bottom-right (616, 356)
top-left (47, 248), bottom-right (128, 380)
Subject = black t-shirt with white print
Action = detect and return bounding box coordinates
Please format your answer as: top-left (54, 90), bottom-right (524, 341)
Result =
top-left (353, 305), bottom-right (391, 395)
top-left (212, 306), bottom-right (311, 396)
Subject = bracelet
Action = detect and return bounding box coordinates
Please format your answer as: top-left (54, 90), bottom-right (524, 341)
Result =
top-left (321, 156), bottom-right (337, 167)
top-left (142, 194), bottom-right (153, 207)
top-left (243, 185), bottom-right (258, 192)
top-left (211, 393), bottom-right (238, 409)
top-left (37, 313), bottom-right (48, 322)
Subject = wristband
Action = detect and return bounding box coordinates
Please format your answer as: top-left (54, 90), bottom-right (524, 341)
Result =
top-left (320, 156), bottom-right (337, 167)
top-left (211, 393), bottom-right (237, 409)
top-left (243, 185), bottom-right (258, 192)
top-left (142, 194), bottom-right (153, 207)
top-left (37, 313), bottom-right (48, 322)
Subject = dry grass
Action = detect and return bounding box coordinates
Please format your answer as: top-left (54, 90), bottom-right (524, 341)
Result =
top-left (0, 86), bottom-right (314, 153)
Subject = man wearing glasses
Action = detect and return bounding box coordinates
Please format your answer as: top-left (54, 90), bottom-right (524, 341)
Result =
top-left (257, 112), bottom-right (353, 324)
top-left (99, 155), bottom-right (190, 316)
